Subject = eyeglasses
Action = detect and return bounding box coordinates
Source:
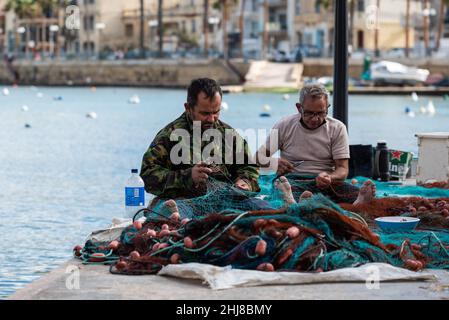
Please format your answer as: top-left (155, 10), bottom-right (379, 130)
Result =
top-left (301, 105), bottom-right (330, 119)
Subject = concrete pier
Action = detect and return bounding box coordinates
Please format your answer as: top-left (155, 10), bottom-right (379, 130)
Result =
top-left (8, 259), bottom-right (449, 300)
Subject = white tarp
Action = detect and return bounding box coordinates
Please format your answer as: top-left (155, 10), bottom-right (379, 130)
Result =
top-left (158, 262), bottom-right (437, 290)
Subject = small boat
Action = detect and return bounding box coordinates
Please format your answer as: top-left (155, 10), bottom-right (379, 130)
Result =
top-left (371, 61), bottom-right (429, 86)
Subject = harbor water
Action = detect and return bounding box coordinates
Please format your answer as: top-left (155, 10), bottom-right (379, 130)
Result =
top-left (1, 86), bottom-right (448, 298)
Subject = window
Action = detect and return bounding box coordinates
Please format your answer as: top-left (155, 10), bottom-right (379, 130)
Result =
top-left (357, 0), bottom-right (365, 12)
top-left (83, 15), bottom-right (94, 30)
top-left (295, 0), bottom-right (301, 15)
top-left (279, 14), bottom-right (287, 31)
top-left (125, 24), bottom-right (133, 37)
top-left (315, 0), bottom-right (321, 13)
top-left (191, 20), bottom-right (196, 33)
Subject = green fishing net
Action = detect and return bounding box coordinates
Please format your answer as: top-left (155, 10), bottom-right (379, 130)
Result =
top-left (75, 174), bottom-right (449, 275)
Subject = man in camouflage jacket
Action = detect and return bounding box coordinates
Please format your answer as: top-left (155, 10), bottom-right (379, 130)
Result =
top-left (140, 78), bottom-right (260, 203)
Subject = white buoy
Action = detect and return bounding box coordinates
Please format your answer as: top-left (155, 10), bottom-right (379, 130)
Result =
top-left (419, 106), bottom-right (427, 114)
top-left (21, 105), bottom-right (29, 112)
top-left (263, 104), bottom-right (271, 112)
top-left (3, 88), bottom-right (10, 96)
top-left (128, 95), bottom-right (140, 104)
top-left (426, 100), bottom-right (436, 114)
top-left (221, 102), bottom-right (229, 111)
top-left (36, 92), bottom-right (44, 98)
top-left (282, 94), bottom-right (290, 100)
top-left (407, 111), bottom-right (415, 118)
top-left (411, 92), bottom-right (419, 102)
top-left (86, 112), bottom-right (97, 119)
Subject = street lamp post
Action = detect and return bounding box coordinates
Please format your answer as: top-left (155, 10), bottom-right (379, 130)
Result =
top-left (17, 26), bottom-right (26, 59)
top-left (95, 22), bottom-right (106, 59)
top-left (49, 25), bottom-right (60, 59)
top-left (333, 0), bottom-right (348, 128)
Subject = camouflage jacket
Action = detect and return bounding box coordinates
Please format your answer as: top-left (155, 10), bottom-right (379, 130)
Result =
top-left (140, 112), bottom-right (260, 199)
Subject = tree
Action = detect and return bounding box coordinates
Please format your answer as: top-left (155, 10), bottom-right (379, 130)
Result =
top-left (435, 0), bottom-right (449, 52)
top-left (316, 0), bottom-right (332, 57)
top-left (5, 0), bottom-right (40, 18)
top-left (422, 0), bottom-right (432, 57)
top-left (238, 0), bottom-right (246, 58)
top-left (157, 0), bottom-right (163, 57)
top-left (374, 0), bottom-right (380, 57)
top-left (405, 0), bottom-right (411, 57)
top-left (5, 0), bottom-right (67, 18)
top-left (349, 0), bottom-right (355, 49)
top-left (140, 0), bottom-right (145, 59)
top-left (213, 0), bottom-right (235, 60)
top-left (203, 0), bottom-right (209, 58)
top-left (262, 0), bottom-right (268, 59)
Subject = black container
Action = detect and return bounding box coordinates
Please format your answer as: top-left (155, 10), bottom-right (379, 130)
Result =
top-left (373, 141), bottom-right (390, 181)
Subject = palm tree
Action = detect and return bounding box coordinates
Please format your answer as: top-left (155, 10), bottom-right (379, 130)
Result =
top-left (5, 0), bottom-right (68, 57)
top-left (374, 0), bottom-right (380, 57)
top-left (5, 0), bottom-right (40, 18)
top-left (221, 0), bottom-right (228, 60)
top-left (435, 0), bottom-right (449, 52)
top-left (238, 0), bottom-right (246, 59)
top-left (140, 0), bottom-right (145, 59)
top-left (423, 0), bottom-right (430, 57)
top-left (349, 0), bottom-right (355, 50)
top-left (316, 0), bottom-right (332, 57)
top-left (216, 0), bottom-right (238, 60)
top-left (157, 0), bottom-right (163, 57)
top-left (405, 0), bottom-right (411, 57)
top-left (262, 0), bottom-right (268, 59)
top-left (203, 0), bottom-right (209, 58)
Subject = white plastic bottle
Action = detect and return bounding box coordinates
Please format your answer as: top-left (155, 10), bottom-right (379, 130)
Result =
top-left (125, 169), bottom-right (146, 218)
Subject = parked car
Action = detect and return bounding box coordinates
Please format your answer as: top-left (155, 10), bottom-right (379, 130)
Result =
top-left (296, 45), bottom-right (322, 58)
top-left (370, 60), bottom-right (430, 86)
top-left (268, 49), bottom-right (290, 62)
top-left (382, 48), bottom-right (406, 59)
top-left (288, 47), bottom-right (304, 62)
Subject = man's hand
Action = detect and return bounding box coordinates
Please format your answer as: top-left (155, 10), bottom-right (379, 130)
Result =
top-left (276, 158), bottom-right (295, 176)
top-left (316, 172), bottom-right (332, 189)
top-left (191, 162), bottom-right (213, 186)
top-left (235, 179), bottom-right (251, 191)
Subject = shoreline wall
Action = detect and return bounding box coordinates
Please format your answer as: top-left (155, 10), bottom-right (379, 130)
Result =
top-left (0, 59), bottom-right (246, 87)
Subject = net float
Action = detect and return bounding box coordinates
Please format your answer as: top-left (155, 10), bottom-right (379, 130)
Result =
top-left (255, 239), bottom-right (267, 256)
top-left (89, 252), bottom-right (106, 262)
top-left (108, 240), bottom-right (119, 251)
top-left (133, 220), bottom-right (142, 230)
top-left (256, 263), bottom-right (274, 272)
top-left (129, 251), bottom-right (140, 260)
top-left (184, 237), bottom-right (194, 248)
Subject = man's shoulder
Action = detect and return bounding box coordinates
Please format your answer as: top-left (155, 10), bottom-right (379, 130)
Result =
top-left (155, 114), bottom-right (189, 139)
top-left (216, 119), bottom-right (235, 131)
top-left (274, 114), bottom-right (300, 129)
top-left (326, 116), bottom-right (348, 131)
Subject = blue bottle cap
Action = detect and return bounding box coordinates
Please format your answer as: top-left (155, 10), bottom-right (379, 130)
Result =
top-left (131, 169), bottom-right (138, 173)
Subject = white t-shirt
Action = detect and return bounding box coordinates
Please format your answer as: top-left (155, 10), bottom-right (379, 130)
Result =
top-left (260, 113), bottom-right (350, 174)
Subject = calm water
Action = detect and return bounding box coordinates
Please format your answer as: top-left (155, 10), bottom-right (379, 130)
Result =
top-left (1, 86), bottom-right (448, 298)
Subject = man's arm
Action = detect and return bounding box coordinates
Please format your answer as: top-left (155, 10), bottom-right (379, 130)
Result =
top-left (330, 159), bottom-right (349, 181)
top-left (140, 141), bottom-right (195, 198)
top-left (315, 159), bottom-right (349, 188)
top-left (230, 134), bottom-right (261, 192)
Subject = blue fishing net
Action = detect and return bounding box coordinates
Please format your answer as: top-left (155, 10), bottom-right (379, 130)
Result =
top-left (75, 174), bottom-right (449, 274)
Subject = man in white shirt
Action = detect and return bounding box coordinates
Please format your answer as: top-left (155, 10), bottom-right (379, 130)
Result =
top-left (258, 84), bottom-right (375, 205)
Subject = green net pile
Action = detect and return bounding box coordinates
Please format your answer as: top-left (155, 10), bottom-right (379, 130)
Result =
top-left (74, 175), bottom-right (449, 275)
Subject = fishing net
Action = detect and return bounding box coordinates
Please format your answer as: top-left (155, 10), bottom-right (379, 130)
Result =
top-left (74, 174), bottom-right (449, 275)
